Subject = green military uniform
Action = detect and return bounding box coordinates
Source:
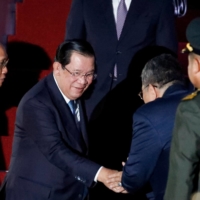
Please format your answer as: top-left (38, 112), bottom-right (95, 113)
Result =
top-left (164, 90), bottom-right (200, 200)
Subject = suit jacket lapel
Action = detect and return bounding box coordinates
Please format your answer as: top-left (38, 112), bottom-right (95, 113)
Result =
top-left (77, 99), bottom-right (89, 149)
top-left (98, 0), bottom-right (141, 42)
top-left (119, 0), bottom-right (146, 42)
top-left (99, 0), bottom-right (118, 40)
top-left (45, 73), bottom-right (87, 153)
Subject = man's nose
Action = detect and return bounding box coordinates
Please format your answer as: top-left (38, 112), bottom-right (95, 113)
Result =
top-left (77, 75), bottom-right (88, 84)
top-left (2, 66), bottom-right (8, 74)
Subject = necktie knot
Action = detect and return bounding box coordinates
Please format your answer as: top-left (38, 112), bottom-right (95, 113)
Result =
top-left (68, 100), bottom-right (75, 114)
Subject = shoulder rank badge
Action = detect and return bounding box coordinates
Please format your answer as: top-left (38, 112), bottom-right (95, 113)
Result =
top-left (182, 90), bottom-right (198, 101)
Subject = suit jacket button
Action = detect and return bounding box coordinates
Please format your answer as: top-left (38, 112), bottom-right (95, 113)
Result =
top-left (109, 73), bottom-right (112, 77)
top-left (78, 194), bottom-right (82, 198)
top-left (116, 51), bottom-right (122, 54)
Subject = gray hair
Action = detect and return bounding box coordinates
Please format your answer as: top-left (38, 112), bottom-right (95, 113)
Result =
top-left (141, 54), bottom-right (184, 88)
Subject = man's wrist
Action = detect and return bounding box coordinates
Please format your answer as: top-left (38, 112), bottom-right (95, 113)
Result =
top-left (94, 166), bottom-right (103, 182)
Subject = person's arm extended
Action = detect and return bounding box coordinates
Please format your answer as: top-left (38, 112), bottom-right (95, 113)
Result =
top-left (107, 111), bottom-right (162, 193)
top-left (22, 98), bottom-right (99, 188)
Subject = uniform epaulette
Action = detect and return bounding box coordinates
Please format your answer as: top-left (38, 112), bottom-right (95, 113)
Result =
top-left (182, 90), bottom-right (199, 101)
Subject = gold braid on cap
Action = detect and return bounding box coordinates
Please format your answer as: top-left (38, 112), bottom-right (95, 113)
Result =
top-left (182, 43), bottom-right (193, 53)
top-left (187, 43), bottom-right (193, 52)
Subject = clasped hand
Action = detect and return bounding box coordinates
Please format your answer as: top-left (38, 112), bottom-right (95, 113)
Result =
top-left (106, 171), bottom-right (128, 193)
top-left (97, 163), bottom-right (128, 193)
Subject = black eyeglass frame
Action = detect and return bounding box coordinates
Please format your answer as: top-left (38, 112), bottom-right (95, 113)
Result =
top-left (0, 58), bottom-right (9, 70)
top-left (63, 66), bottom-right (97, 80)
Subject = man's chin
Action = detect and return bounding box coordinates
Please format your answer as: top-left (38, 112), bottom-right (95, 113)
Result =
top-left (0, 80), bottom-right (3, 87)
top-left (73, 92), bottom-right (85, 99)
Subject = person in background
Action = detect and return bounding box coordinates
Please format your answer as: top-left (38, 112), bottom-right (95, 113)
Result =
top-left (0, 43), bottom-right (8, 87)
top-left (0, 40), bottom-right (117, 200)
top-left (107, 54), bottom-right (193, 200)
top-left (0, 43), bottom-right (9, 175)
top-left (65, 0), bottom-right (178, 120)
top-left (164, 17), bottom-right (200, 200)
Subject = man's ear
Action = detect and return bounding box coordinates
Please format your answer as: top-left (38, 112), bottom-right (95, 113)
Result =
top-left (148, 84), bottom-right (158, 99)
top-left (53, 62), bottom-right (61, 76)
top-left (194, 57), bottom-right (200, 74)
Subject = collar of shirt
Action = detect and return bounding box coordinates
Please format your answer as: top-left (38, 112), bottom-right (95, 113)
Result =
top-left (112, 0), bottom-right (132, 23)
top-left (53, 75), bottom-right (70, 104)
top-left (53, 75), bottom-right (80, 121)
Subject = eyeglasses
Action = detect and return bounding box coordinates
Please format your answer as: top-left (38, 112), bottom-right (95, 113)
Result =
top-left (0, 58), bottom-right (9, 70)
top-left (138, 84), bottom-right (158, 100)
top-left (138, 91), bottom-right (143, 100)
top-left (64, 66), bottom-right (97, 80)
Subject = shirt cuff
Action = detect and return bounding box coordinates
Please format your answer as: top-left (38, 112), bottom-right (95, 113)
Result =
top-left (94, 166), bottom-right (103, 182)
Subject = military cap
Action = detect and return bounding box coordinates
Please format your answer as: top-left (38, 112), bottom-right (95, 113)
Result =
top-left (182, 17), bottom-right (200, 55)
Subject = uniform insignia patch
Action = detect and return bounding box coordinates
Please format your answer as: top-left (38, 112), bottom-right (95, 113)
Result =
top-left (182, 91), bottom-right (198, 101)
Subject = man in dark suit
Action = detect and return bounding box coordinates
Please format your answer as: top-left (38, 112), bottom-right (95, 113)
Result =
top-left (107, 54), bottom-right (193, 200)
top-left (66, 2), bottom-right (177, 198)
top-left (0, 40), bottom-right (117, 200)
top-left (65, 0), bottom-right (177, 121)
top-left (164, 17), bottom-right (200, 200)
top-left (0, 43), bottom-right (8, 87)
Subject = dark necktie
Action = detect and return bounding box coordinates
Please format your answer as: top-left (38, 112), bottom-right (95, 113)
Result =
top-left (114, 0), bottom-right (128, 82)
top-left (68, 100), bottom-right (80, 130)
top-left (116, 0), bottom-right (127, 39)
top-left (68, 100), bottom-right (75, 115)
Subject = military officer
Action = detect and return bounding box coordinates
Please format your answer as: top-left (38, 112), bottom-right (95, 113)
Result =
top-left (164, 17), bottom-right (200, 200)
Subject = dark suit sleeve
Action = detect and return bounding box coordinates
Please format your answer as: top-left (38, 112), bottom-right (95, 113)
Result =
top-left (155, 0), bottom-right (178, 54)
top-left (65, 0), bottom-right (86, 40)
top-left (22, 98), bottom-right (100, 188)
top-left (164, 100), bottom-right (200, 200)
top-left (122, 111), bottom-right (162, 193)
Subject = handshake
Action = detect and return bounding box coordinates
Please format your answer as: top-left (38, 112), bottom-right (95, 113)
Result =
top-left (97, 166), bottom-right (128, 194)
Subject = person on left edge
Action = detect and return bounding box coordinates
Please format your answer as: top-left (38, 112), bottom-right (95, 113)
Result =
top-left (106, 54), bottom-right (193, 200)
top-left (0, 40), bottom-right (117, 200)
top-left (0, 43), bottom-right (8, 87)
